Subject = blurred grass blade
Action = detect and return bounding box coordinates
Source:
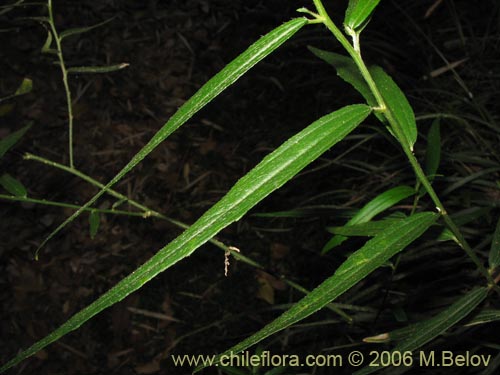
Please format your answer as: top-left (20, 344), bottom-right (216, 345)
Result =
top-left (308, 46), bottom-right (387, 123)
top-left (365, 307), bottom-right (500, 343)
top-left (327, 218), bottom-right (403, 237)
top-left (67, 64), bottom-right (129, 74)
top-left (59, 16), bottom-right (116, 40)
top-left (370, 66), bottom-right (417, 151)
top-left (356, 287), bottom-right (488, 375)
top-left (322, 185), bottom-right (415, 253)
top-left (345, 0), bottom-right (381, 31)
top-left (0, 123), bottom-right (31, 159)
top-left (424, 118), bottom-right (441, 182)
top-left (195, 212), bottom-right (437, 372)
top-left (0, 104), bottom-right (370, 373)
top-left (89, 210), bottom-right (100, 239)
top-left (0, 173), bottom-right (27, 197)
top-left (0, 78), bottom-right (33, 103)
top-left (308, 47), bottom-right (376, 106)
top-left (14, 78), bottom-right (33, 96)
top-left (489, 217), bottom-right (500, 270)
top-left (35, 17), bottom-right (308, 257)
top-left (0, 0), bottom-right (24, 16)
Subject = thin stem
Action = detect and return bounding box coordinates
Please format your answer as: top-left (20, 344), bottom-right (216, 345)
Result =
top-left (47, 0), bottom-right (74, 168)
top-left (25, 152), bottom-right (158, 218)
top-left (23, 152), bottom-right (352, 320)
top-left (0, 194), bottom-right (143, 217)
top-left (312, 0), bottom-right (495, 286)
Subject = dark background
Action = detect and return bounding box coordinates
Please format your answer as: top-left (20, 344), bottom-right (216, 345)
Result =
top-left (1, 0), bottom-right (499, 374)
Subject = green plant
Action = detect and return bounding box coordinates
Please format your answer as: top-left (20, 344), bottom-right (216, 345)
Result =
top-left (1, 0), bottom-right (499, 373)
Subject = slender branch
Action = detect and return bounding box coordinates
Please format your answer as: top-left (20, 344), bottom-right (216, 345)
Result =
top-left (47, 0), bottom-right (75, 168)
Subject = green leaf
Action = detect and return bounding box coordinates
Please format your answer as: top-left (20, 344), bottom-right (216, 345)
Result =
top-left (14, 78), bottom-right (33, 96)
top-left (18, 16), bottom-right (49, 24)
top-left (41, 30), bottom-right (53, 54)
top-left (89, 210), bottom-right (100, 239)
top-left (59, 16), bottom-right (116, 40)
top-left (0, 104), bottom-right (370, 373)
top-left (196, 212), bottom-right (437, 372)
top-left (489, 217), bottom-right (500, 270)
top-left (465, 309), bottom-right (500, 327)
top-left (437, 207), bottom-right (491, 243)
top-left (0, 123), bottom-right (31, 159)
top-left (0, 78), bottom-right (33, 103)
top-left (345, 0), bottom-right (382, 31)
top-left (424, 118), bottom-right (441, 181)
top-left (308, 47), bottom-right (376, 106)
top-left (322, 185), bottom-right (415, 253)
top-left (0, 173), bottom-right (27, 197)
top-left (355, 287), bottom-right (488, 375)
top-left (370, 66), bottom-right (417, 151)
top-left (35, 17), bottom-right (308, 257)
top-left (67, 64), bottom-right (129, 74)
top-left (327, 218), bottom-right (403, 237)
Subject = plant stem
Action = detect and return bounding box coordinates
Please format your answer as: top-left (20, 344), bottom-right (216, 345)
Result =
top-left (311, 0), bottom-right (495, 286)
top-left (0, 194), bottom-right (143, 217)
top-left (47, 0), bottom-right (75, 168)
top-left (24, 152), bottom-right (158, 218)
top-left (22, 152), bottom-right (352, 320)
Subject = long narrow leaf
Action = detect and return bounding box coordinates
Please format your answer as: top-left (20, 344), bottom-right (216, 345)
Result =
top-left (0, 173), bottom-right (27, 197)
top-left (370, 66), bottom-right (417, 151)
top-left (322, 185), bottom-right (415, 253)
top-left (465, 309), bottom-right (500, 327)
top-left (59, 16), bottom-right (116, 40)
top-left (0, 123), bottom-right (31, 159)
top-left (0, 104), bottom-right (371, 372)
top-left (327, 218), bottom-right (403, 237)
top-left (424, 118), bottom-right (441, 181)
top-left (355, 287), bottom-right (488, 375)
top-left (35, 17), bottom-right (308, 257)
top-left (88, 210), bottom-right (100, 239)
top-left (489, 217), bottom-right (500, 270)
top-left (195, 212), bottom-right (437, 372)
